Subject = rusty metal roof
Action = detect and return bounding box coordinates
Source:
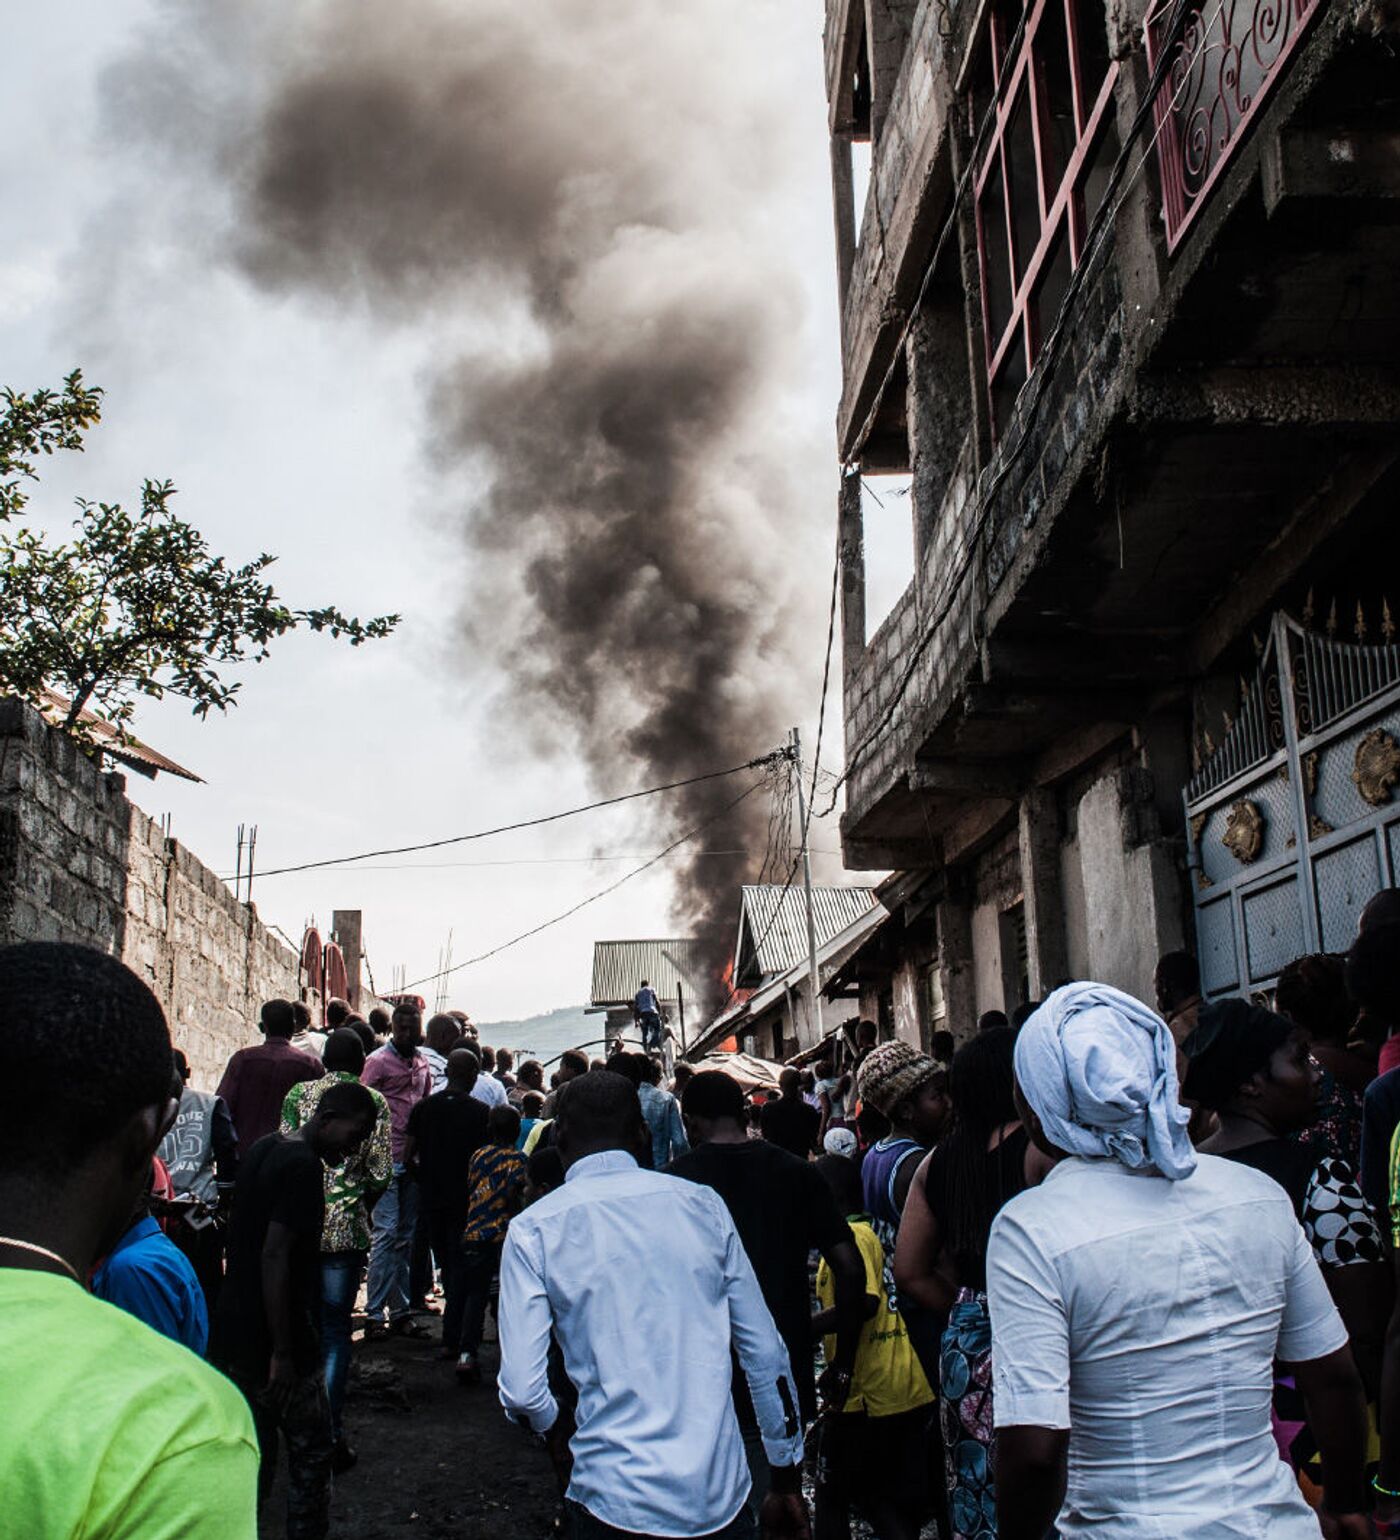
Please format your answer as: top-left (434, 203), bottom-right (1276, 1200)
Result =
top-left (590, 939), bottom-right (705, 1006)
top-left (735, 883), bottom-right (878, 985)
top-left (38, 690), bottom-right (202, 783)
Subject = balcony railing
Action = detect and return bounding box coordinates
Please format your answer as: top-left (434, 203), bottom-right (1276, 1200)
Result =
top-left (1145, 0), bottom-right (1324, 249)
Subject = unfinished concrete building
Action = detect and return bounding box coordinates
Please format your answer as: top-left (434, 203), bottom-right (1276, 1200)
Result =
top-left (825, 0), bottom-right (1400, 1040)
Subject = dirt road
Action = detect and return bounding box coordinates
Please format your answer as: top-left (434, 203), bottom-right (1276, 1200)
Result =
top-left (259, 1324), bottom-right (561, 1540)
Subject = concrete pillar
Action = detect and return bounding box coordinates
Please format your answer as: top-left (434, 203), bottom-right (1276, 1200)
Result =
top-left (935, 886), bottom-right (977, 1041)
top-left (906, 294), bottom-right (972, 561)
top-left (830, 135), bottom-right (857, 307)
top-left (864, 0), bottom-right (917, 143)
top-left (332, 909), bottom-right (364, 1010)
top-left (839, 470), bottom-right (867, 680)
top-left (1018, 789), bottom-right (1069, 998)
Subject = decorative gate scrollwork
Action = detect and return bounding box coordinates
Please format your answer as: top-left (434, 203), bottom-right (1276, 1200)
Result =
top-left (1186, 610), bottom-right (1400, 998)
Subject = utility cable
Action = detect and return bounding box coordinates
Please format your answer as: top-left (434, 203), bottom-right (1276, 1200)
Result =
top-left (222, 749), bottom-right (786, 881)
top-left (394, 776), bottom-right (769, 995)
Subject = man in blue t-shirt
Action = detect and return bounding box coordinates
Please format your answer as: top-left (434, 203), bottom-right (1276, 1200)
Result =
top-left (92, 1196), bottom-right (209, 1356)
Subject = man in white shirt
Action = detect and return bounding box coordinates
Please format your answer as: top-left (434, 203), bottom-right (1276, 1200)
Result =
top-left (988, 983), bottom-right (1369, 1540)
top-left (498, 1070), bottom-right (809, 1540)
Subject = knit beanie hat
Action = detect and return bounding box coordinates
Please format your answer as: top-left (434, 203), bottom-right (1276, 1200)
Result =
top-left (857, 1040), bottom-right (946, 1117)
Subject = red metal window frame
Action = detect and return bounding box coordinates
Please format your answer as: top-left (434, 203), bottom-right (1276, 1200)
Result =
top-left (971, 0), bottom-right (1120, 434)
top-left (1144, 0), bottom-right (1323, 251)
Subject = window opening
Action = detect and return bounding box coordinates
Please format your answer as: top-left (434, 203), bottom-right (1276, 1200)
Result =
top-left (970, 0), bottom-right (1120, 435)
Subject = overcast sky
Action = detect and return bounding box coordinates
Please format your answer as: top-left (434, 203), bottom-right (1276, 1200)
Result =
top-left (4, 2), bottom-right (913, 1021)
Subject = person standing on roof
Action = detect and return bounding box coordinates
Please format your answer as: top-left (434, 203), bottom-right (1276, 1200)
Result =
top-left (634, 980), bottom-right (664, 1053)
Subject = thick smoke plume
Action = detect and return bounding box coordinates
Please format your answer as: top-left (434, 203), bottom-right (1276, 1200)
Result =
top-left (110, 1), bottom-right (830, 1006)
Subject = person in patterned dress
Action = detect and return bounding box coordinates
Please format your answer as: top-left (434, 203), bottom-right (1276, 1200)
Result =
top-left (1184, 999), bottom-right (1388, 1464)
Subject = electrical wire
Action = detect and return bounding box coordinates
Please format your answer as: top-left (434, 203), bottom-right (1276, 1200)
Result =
top-left (393, 776), bottom-right (769, 995)
top-left (221, 749), bottom-right (786, 882)
top-left (819, 0), bottom-right (1219, 819)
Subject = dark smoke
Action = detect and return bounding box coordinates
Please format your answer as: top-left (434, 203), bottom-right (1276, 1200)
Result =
top-left (108, 1), bottom-right (828, 1008)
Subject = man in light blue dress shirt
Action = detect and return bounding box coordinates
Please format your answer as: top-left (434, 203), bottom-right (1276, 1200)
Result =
top-left (498, 1070), bottom-right (808, 1539)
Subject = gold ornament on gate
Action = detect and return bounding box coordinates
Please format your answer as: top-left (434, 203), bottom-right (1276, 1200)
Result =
top-left (1222, 800), bottom-right (1265, 864)
top-left (1353, 729), bottom-right (1400, 808)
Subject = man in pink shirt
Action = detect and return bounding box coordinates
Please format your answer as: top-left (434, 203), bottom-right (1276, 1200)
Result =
top-left (361, 1003), bottom-right (433, 1334)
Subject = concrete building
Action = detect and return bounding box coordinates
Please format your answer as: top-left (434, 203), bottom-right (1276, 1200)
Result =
top-left (824, 0), bottom-right (1400, 1032)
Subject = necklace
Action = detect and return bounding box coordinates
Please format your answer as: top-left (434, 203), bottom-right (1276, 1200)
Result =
top-left (0, 1235), bottom-right (82, 1284)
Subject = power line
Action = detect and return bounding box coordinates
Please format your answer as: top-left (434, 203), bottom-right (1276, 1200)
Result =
top-left (394, 777), bottom-right (769, 995)
top-left (806, 527), bottom-right (842, 836)
top-left (289, 847), bottom-right (845, 874)
top-left (221, 749), bottom-right (786, 882)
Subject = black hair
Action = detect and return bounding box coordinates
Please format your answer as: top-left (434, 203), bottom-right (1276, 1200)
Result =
top-left (937, 1027), bottom-right (1019, 1266)
top-left (1010, 1000), bottom-right (1041, 1031)
top-left (519, 1059), bottom-right (545, 1086)
top-left (555, 1070), bottom-right (642, 1147)
top-left (322, 1026), bottom-right (367, 1076)
top-left (488, 1103), bottom-right (522, 1144)
top-left (642, 1055), bottom-right (663, 1086)
top-left (0, 943), bottom-right (173, 1173)
top-left (521, 1090), bottom-right (545, 1116)
top-left (1275, 953), bottom-right (1355, 1044)
top-left (527, 1146), bottom-right (565, 1192)
top-left (292, 999), bottom-right (312, 1028)
top-left (1155, 951), bottom-right (1201, 1014)
top-left (316, 1079), bottom-right (377, 1124)
top-left (261, 998), bottom-right (296, 1039)
top-left (930, 1030), bottom-right (957, 1063)
top-left (1360, 888), bottom-right (1400, 934)
top-left (349, 1017), bottom-right (377, 1054)
top-left (1348, 923), bottom-right (1400, 1024)
top-left (559, 1049), bottom-right (589, 1077)
top-left (680, 1069), bottom-right (745, 1123)
top-left (325, 998), bottom-right (351, 1027)
top-left (1181, 999), bottom-right (1295, 1111)
top-left (815, 1153), bottom-right (865, 1217)
top-left (172, 1047), bottom-right (191, 1081)
top-left (367, 1006), bottom-right (391, 1032)
top-left (605, 1052), bottom-right (644, 1088)
top-left (977, 1010), bottom-right (1009, 1033)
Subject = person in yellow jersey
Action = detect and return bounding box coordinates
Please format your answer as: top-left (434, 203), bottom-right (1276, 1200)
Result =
top-left (812, 1153), bottom-right (935, 1540)
top-left (0, 941), bottom-right (258, 1538)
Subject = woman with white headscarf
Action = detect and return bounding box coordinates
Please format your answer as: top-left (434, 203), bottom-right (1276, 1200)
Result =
top-left (987, 982), bottom-right (1369, 1540)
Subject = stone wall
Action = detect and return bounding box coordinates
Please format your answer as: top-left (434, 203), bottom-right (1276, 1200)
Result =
top-left (0, 699), bottom-right (303, 1089)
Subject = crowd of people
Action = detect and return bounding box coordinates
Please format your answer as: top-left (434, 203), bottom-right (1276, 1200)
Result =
top-left (2, 892), bottom-right (1399, 1539)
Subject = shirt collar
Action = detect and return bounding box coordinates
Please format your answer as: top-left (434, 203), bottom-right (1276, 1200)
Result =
top-left (111, 1215), bottom-right (163, 1255)
top-left (563, 1149), bottom-right (639, 1183)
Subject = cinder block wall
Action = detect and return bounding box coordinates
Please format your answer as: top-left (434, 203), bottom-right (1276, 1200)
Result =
top-left (0, 699), bottom-right (302, 1089)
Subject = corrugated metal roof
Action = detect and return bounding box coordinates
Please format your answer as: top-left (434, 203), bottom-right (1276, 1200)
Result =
top-left (38, 689), bottom-right (202, 783)
top-left (590, 939), bottom-right (705, 1006)
top-left (736, 884), bottom-right (877, 984)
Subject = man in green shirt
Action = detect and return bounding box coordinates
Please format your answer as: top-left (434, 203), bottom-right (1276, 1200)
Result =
top-left (0, 940), bottom-right (258, 1538)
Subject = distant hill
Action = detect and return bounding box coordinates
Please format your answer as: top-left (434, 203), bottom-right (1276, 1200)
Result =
top-left (475, 1004), bottom-right (611, 1065)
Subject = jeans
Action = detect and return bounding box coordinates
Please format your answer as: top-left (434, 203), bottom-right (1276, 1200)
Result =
top-left (428, 1204), bottom-right (471, 1352)
top-left (567, 1500), bottom-right (755, 1540)
top-left (234, 1369), bottom-right (334, 1540)
top-left (460, 1240), bottom-right (503, 1356)
top-left (320, 1251), bottom-right (364, 1440)
top-left (638, 1011), bottom-right (663, 1051)
top-left (365, 1167), bottom-right (419, 1324)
